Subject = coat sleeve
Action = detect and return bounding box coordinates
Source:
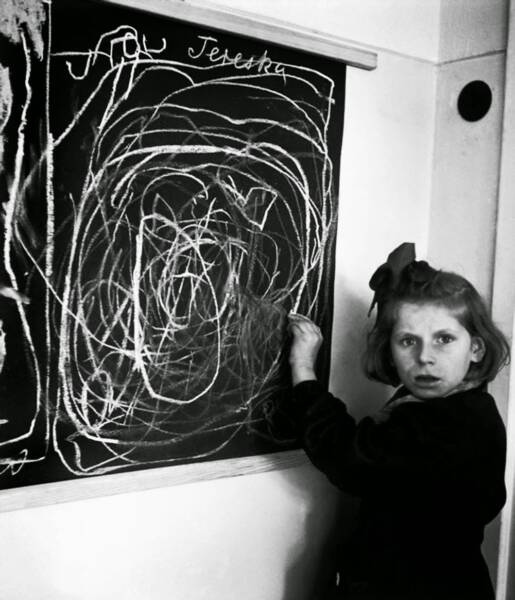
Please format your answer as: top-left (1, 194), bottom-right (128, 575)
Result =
top-left (291, 380), bottom-right (506, 507)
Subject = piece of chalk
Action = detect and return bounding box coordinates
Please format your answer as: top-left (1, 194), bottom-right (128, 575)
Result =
top-left (0, 286), bottom-right (30, 304)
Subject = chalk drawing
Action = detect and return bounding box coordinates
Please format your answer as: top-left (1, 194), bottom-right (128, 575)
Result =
top-left (0, 0), bottom-right (342, 483)
top-left (0, 0), bottom-right (49, 477)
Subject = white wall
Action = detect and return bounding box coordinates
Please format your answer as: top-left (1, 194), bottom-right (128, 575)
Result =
top-left (0, 1), bottom-right (510, 599)
top-left (0, 465), bottom-right (351, 600)
top-left (492, 2), bottom-right (515, 597)
top-left (428, 53), bottom-right (505, 298)
top-left (205, 0), bottom-right (507, 61)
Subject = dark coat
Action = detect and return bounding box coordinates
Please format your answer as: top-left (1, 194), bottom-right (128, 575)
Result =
top-left (291, 382), bottom-right (507, 600)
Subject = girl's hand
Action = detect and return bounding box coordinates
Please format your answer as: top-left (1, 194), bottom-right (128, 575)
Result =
top-left (287, 313), bottom-right (323, 385)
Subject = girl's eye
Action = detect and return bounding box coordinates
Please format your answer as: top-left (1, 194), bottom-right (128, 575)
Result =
top-left (400, 337), bottom-right (416, 347)
top-left (437, 334), bottom-right (455, 344)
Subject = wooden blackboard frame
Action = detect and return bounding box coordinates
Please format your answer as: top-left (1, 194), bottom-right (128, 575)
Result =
top-left (0, 0), bottom-right (375, 512)
top-left (101, 0), bottom-right (378, 70)
top-left (0, 449), bottom-right (308, 512)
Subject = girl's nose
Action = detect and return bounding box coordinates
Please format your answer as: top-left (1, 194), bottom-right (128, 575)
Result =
top-left (417, 343), bottom-right (435, 365)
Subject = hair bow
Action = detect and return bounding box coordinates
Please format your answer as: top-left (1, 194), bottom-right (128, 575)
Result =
top-left (399, 260), bottom-right (437, 287)
top-left (368, 242), bottom-right (416, 316)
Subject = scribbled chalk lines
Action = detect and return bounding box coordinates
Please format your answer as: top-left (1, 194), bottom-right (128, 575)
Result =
top-left (3, 19), bottom-right (339, 476)
top-left (1, 28), bottom-right (44, 458)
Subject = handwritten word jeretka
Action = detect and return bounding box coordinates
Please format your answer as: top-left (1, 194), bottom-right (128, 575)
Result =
top-left (188, 36), bottom-right (286, 79)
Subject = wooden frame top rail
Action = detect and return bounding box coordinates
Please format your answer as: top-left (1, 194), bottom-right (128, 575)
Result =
top-left (100, 0), bottom-right (378, 70)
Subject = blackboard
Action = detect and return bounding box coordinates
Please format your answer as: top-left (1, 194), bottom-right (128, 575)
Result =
top-left (0, 0), bottom-right (349, 499)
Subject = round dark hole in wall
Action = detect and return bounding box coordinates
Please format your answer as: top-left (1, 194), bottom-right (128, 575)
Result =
top-left (457, 80), bottom-right (492, 122)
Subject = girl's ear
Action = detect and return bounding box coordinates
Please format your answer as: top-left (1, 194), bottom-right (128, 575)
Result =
top-left (470, 337), bottom-right (486, 363)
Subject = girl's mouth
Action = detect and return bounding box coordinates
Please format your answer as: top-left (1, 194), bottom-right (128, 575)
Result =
top-left (414, 375), bottom-right (440, 387)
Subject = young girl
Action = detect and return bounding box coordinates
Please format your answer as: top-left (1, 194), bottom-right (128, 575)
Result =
top-left (288, 243), bottom-right (509, 600)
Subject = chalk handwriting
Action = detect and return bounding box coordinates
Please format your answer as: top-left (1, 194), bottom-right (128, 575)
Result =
top-left (188, 35), bottom-right (286, 80)
top-left (53, 26), bottom-right (166, 81)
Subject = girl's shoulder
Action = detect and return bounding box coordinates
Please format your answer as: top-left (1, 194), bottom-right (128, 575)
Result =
top-left (384, 385), bottom-right (504, 432)
top-left (442, 385), bottom-right (501, 417)
top-left (455, 387), bottom-right (505, 431)
top-left (389, 384), bottom-right (497, 409)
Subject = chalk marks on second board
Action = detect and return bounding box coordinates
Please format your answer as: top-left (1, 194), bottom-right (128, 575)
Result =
top-left (0, 0), bottom-right (49, 476)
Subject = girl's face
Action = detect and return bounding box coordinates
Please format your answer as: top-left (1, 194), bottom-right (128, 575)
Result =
top-left (390, 302), bottom-right (485, 399)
